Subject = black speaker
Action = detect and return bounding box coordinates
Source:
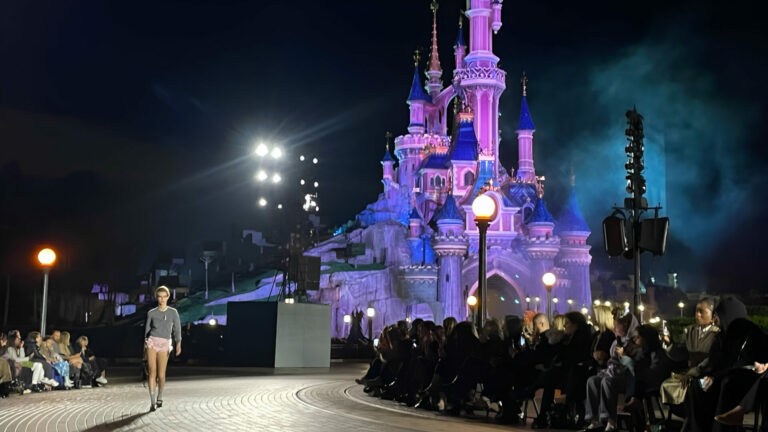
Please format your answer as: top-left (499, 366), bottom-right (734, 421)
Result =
top-left (603, 215), bottom-right (628, 257)
top-left (638, 217), bottom-right (669, 256)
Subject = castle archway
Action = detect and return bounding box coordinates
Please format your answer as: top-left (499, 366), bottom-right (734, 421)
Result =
top-left (468, 270), bottom-right (525, 320)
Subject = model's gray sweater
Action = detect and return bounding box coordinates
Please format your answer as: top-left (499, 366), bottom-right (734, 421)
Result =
top-left (145, 307), bottom-right (182, 345)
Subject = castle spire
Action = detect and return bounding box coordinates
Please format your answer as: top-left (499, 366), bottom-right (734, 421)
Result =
top-left (426, 1), bottom-right (444, 101)
top-left (428, 0), bottom-right (442, 73)
top-left (515, 72), bottom-right (536, 183)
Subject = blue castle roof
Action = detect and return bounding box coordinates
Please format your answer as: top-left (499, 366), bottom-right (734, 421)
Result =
top-left (434, 195), bottom-right (463, 221)
top-left (455, 25), bottom-right (465, 48)
top-left (409, 208), bottom-right (421, 220)
top-left (407, 65), bottom-right (432, 103)
top-left (381, 148), bottom-right (395, 163)
top-left (517, 95), bottom-right (535, 131)
top-left (419, 153), bottom-right (450, 170)
top-left (449, 117), bottom-right (479, 161)
top-left (528, 197), bottom-right (555, 224)
top-left (556, 189), bottom-right (590, 233)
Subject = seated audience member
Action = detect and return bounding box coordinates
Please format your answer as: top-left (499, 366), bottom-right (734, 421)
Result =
top-left (25, 331), bottom-right (59, 389)
top-left (660, 298), bottom-right (719, 406)
top-left (76, 336), bottom-right (109, 386)
top-left (624, 324), bottom-right (673, 429)
top-left (714, 362), bottom-right (768, 428)
top-left (583, 309), bottom-right (639, 432)
top-left (3, 333), bottom-right (53, 391)
top-left (531, 311), bottom-right (593, 429)
top-left (41, 335), bottom-right (73, 388)
top-left (0, 333), bottom-right (12, 397)
top-left (686, 296), bottom-right (768, 432)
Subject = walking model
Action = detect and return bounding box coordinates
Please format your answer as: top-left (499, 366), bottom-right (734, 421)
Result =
top-left (144, 286), bottom-right (182, 412)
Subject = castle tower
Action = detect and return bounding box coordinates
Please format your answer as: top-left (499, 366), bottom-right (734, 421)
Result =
top-left (381, 132), bottom-right (396, 184)
top-left (555, 174), bottom-right (592, 309)
top-left (516, 73), bottom-right (537, 183)
top-left (432, 194), bottom-right (468, 321)
top-left (524, 197), bottom-right (560, 299)
top-left (448, 109), bottom-right (479, 199)
top-left (396, 53), bottom-right (432, 191)
top-left (459, 0), bottom-right (506, 180)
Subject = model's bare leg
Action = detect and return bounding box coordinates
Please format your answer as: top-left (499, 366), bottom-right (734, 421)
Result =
top-left (156, 350), bottom-right (169, 406)
top-left (147, 348), bottom-right (158, 408)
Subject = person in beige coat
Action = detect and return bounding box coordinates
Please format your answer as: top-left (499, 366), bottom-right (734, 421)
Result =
top-left (660, 298), bottom-right (720, 405)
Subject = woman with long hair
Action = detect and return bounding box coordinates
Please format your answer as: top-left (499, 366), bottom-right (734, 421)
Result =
top-left (145, 286), bottom-right (182, 411)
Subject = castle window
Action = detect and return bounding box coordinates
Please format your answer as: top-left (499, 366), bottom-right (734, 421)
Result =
top-left (441, 177), bottom-right (446, 188)
top-left (430, 177), bottom-right (435, 188)
top-left (446, 274), bottom-right (450, 282)
top-left (464, 170), bottom-right (475, 186)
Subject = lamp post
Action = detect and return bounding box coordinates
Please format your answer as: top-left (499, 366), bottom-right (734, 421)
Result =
top-left (37, 248), bottom-right (56, 336)
top-left (567, 298), bottom-right (574, 311)
top-left (366, 307), bottom-right (375, 346)
top-left (467, 295), bottom-right (478, 325)
top-left (472, 194), bottom-right (497, 329)
top-left (542, 272), bottom-right (556, 321)
top-left (677, 301), bottom-right (685, 317)
top-left (525, 296), bottom-right (531, 310)
top-left (638, 304), bottom-right (646, 324)
top-left (534, 296), bottom-right (541, 312)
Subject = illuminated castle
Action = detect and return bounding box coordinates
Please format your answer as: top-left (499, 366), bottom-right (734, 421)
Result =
top-left (305, 0), bottom-right (592, 337)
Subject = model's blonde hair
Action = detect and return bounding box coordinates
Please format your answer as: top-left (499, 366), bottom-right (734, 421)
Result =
top-left (155, 286), bottom-right (171, 297)
top-left (593, 305), bottom-right (614, 333)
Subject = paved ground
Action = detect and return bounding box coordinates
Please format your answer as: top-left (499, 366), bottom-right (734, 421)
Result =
top-left (0, 362), bottom-right (543, 432)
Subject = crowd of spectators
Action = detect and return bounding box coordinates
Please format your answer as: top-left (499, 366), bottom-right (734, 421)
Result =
top-left (0, 329), bottom-right (109, 398)
top-left (356, 296), bottom-right (768, 431)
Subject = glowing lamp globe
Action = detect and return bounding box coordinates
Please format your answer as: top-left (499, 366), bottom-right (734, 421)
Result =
top-left (638, 304), bottom-right (646, 312)
top-left (525, 296), bottom-right (531, 303)
top-left (542, 272), bottom-right (556, 288)
top-left (677, 301), bottom-right (685, 309)
top-left (208, 318), bottom-right (218, 326)
top-left (623, 301), bottom-right (630, 308)
top-left (467, 295), bottom-right (478, 307)
top-left (604, 301), bottom-right (612, 308)
top-left (471, 194), bottom-right (496, 221)
top-left (534, 296), bottom-right (541, 302)
top-left (343, 314), bottom-right (351, 323)
top-left (255, 143), bottom-right (269, 157)
top-left (37, 248), bottom-right (56, 266)
top-left (552, 297), bottom-right (559, 304)
top-left (594, 300), bottom-right (601, 306)
top-left (580, 307), bottom-right (589, 315)
top-left (366, 307), bottom-right (375, 318)
top-left (567, 299), bottom-right (574, 305)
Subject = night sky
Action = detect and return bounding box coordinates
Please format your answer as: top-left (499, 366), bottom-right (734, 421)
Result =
top-left (1, 0), bottom-right (767, 293)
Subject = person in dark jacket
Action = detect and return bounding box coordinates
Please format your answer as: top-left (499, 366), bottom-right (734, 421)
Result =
top-left (686, 296), bottom-right (768, 432)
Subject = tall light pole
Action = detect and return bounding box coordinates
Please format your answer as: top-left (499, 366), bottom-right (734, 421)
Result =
top-left (37, 248), bottom-right (56, 336)
top-left (200, 253), bottom-right (216, 300)
top-left (638, 303), bottom-right (646, 324)
top-left (677, 301), bottom-right (685, 318)
top-left (472, 194), bottom-right (497, 329)
top-left (542, 272), bottom-right (556, 321)
top-left (534, 296), bottom-right (541, 312)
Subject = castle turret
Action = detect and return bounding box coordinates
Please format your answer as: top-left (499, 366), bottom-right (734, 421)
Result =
top-left (407, 53), bottom-right (431, 135)
top-left (453, 15), bottom-right (466, 71)
top-left (432, 195), bottom-right (468, 321)
top-left (555, 173), bottom-right (592, 310)
top-left (381, 132), bottom-right (396, 183)
top-left (523, 196), bottom-right (560, 304)
top-left (459, 0), bottom-right (506, 179)
top-left (515, 73), bottom-right (537, 183)
top-left (408, 208), bottom-right (422, 239)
